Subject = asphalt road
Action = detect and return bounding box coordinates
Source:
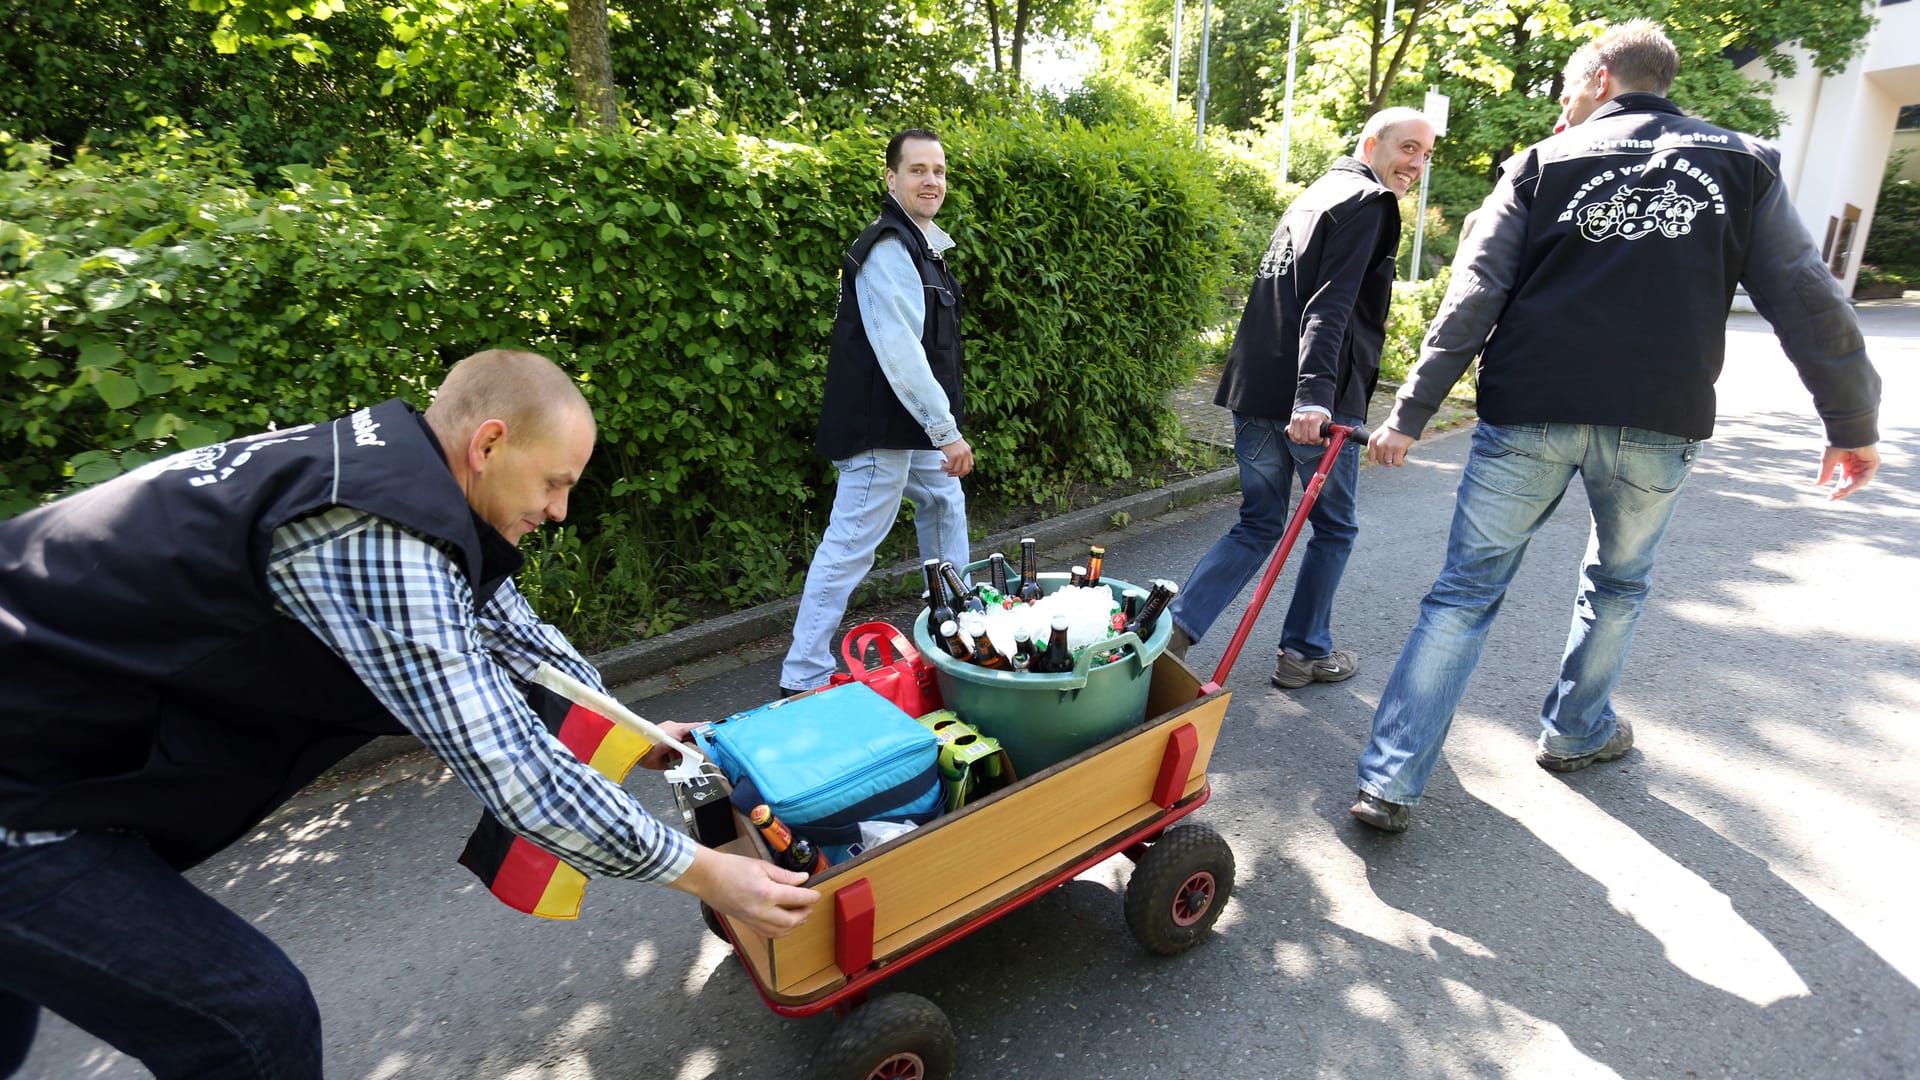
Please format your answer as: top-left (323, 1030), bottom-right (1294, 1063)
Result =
top-left (18, 305), bottom-right (1918, 1079)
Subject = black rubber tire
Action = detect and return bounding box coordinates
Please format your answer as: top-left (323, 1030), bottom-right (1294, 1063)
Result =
top-left (699, 902), bottom-right (729, 943)
top-left (807, 993), bottom-right (955, 1080)
top-left (1124, 823), bottom-right (1236, 955)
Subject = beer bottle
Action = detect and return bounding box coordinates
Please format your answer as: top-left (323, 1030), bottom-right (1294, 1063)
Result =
top-left (988, 552), bottom-right (1010, 595)
top-left (1085, 545), bottom-right (1105, 588)
top-left (970, 630), bottom-right (1010, 669)
top-left (1010, 629), bottom-right (1034, 672)
top-left (938, 619), bottom-right (972, 661)
top-left (1127, 579), bottom-right (1179, 640)
top-left (1037, 613), bottom-right (1074, 673)
top-left (923, 559), bottom-right (955, 634)
top-left (1069, 564), bottom-right (1089, 589)
top-left (940, 561), bottom-right (985, 616)
top-left (750, 804), bottom-right (824, 874)
top-left (1018, 538), bottom-right (1043, 604)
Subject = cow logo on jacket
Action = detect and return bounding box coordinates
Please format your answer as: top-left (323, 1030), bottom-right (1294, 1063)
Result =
top-left (1575, 180), bottom-right (1708, 242)
top-left (1560, 153), bottom-right (1727, 244)
top-left (1258, 233), bottom-right (1296, 279)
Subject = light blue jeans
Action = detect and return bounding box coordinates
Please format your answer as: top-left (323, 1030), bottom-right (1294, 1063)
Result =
top-left (1168, 412), bottom-right (1363, 658)
top-left (781, 448), bottom-right (969, 691)
top-left (1358, 422), bottom-right (1699, 804)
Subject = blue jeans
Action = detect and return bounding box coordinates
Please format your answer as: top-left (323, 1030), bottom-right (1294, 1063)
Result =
top-left (1358, 422), bottom-right (1699, 804)
top-left (782, 448), bottom-right (970, 690)
top-left (0, 831), bottom-right (322, 1079)
top-left (1169, 412), bottom-right (1363, 658)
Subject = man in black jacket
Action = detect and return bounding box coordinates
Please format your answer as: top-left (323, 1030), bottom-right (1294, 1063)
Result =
top-left (1166, 107), bottom-right (1436, 690)
top-left (1351, 21), bottom-right (1882, 832)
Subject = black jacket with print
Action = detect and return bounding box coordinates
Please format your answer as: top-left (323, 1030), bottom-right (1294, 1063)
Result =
top-left (1391, 93), bottom-right (1879, 447)
top-left (1214, 156), bottom-right (1401, 422)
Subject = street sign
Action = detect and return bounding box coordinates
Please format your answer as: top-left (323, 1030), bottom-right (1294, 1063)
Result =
top-left (1425, 89), bottom-right (1450, 137)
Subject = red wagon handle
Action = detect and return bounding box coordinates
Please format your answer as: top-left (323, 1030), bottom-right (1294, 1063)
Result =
top-left (1201, 422), bottom-right (1367, 697)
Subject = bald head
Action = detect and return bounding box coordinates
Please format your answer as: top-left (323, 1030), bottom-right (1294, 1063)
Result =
top-left (1356, 107), bottom-right (1432, 155)
top-left (426, 350), bottom-right (597, 545)
top-left (425, 349), bottom-right (594, 450)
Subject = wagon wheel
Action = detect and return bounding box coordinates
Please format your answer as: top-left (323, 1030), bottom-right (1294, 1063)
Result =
top-left (1124, 823), bottom-right (1235, 955)
top-left (807, 993), bottom-right (955, 1080)
top-left (699, 902), bottom-right (729, 943)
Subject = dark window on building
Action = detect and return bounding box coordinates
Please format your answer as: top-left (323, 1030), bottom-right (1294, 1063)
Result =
top-left (1830, 205), bottom-right (1862, 277)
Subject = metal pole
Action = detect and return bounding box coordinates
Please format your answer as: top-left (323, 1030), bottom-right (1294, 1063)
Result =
top-left (1409, 161), bottom-right (1431, 281)
top-left (1279, 2), bottom-right (1299, 182)
top-left (1195, 0), bottom-right (1212, 147)
top-left (1171, 0), bottom-right (1183, 118)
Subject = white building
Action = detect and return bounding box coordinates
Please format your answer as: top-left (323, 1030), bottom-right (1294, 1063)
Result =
top-left (1741, 0), bottom-right (1920, 295)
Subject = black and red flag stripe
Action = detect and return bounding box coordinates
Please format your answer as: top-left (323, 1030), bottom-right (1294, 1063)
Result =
top-left (458, 681), bottom-right (652, 919)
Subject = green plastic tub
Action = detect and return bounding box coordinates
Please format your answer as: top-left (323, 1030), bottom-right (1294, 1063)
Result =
top-left (910, 570), bottom-right (1173, 775)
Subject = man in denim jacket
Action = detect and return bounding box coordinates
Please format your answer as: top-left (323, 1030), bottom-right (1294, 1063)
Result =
top-left (1351, 21), bottom-right (1882, 832)
top-left (780, 129), bottom-right (974, 695)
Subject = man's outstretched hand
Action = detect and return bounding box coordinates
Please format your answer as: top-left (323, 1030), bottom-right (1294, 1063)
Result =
top-left (1816, 445), bottom-right (1880, 501)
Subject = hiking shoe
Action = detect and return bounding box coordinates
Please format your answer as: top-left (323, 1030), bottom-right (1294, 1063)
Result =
top-left (1271, 648), bottom-right (1359, 689)
top-left (1166, 624), bottom-right (1193, 661)
top-left (1350, 791), bottom-right (1410, 832)
top-left (1536, 719), bottom-right (1635, 774)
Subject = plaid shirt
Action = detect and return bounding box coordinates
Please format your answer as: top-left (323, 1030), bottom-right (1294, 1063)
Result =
top-left (4, 506), bottom-right (695, 885)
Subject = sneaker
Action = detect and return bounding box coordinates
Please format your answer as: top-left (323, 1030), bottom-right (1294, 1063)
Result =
top-left (1165, 624), bottom-right (1193, 661)
top-left (1350, 791), bottom-right (1409, 832)
top-left (1536, 718), bottom-right (1634, 774)
top-left (1271, 648), bottom-right (1359, 689)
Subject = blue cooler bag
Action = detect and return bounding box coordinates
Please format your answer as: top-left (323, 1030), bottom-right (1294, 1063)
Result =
top-left (693, 681), bottom-right (943, 863)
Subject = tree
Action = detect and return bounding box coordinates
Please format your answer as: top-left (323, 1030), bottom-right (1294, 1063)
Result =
top-left (568, 0), bottom-right (617, 129)
top-left (971, 0), bottom-right (1095, 86)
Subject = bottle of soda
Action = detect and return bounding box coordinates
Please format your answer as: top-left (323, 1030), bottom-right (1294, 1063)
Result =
top-left (1036, 613), bottom-right (1074, 673)
top-left (1085, 545), bottom-right (1105, 588)
top-left (940, 561), bottom-right (985, 616)
top-left (750, 804), bottom-right (824, 874)
top-left (938, 619), bottom-right (972, 661)
top-left (1127, 579), bottom-right (1180, 640)
top-left (923, 559), bottom-right (955, 635)
top-left (1018, 537), bottom-right (1043, 604)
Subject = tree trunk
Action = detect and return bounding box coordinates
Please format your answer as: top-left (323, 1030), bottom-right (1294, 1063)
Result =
top-left (1011, 0), bottom-right (1031, 85)
top-left (985, 0), bottom-right (1004, 74)
top-left (1366, 0), bottom-right (1428, 115)
top-left (568, 0), bottom-right (618, 129)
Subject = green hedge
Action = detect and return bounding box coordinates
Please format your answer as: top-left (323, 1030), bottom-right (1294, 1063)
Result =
top-left (1, 117), bottom-right (1235, 646)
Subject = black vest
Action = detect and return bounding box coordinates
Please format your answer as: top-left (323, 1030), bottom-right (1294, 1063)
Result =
top-left (0, 400), bottom-right (521, 869)
top-left (815, 196), bottom-right (965, 460)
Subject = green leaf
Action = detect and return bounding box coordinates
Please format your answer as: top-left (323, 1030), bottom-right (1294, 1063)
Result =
top-left (94, 370), bottom-right (141, 410)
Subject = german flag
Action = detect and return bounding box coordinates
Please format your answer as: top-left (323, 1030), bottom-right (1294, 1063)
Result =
top-left (458, 680), bottom-right (653, 920)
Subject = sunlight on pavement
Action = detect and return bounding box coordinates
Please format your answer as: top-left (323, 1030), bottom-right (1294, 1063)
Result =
top-left (1447, 726), bottom-right (1811, 1007)
top-left (1285, 824), bottom-right (1497, 961)
top-left (685, 933), bottom-right (735, 992)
